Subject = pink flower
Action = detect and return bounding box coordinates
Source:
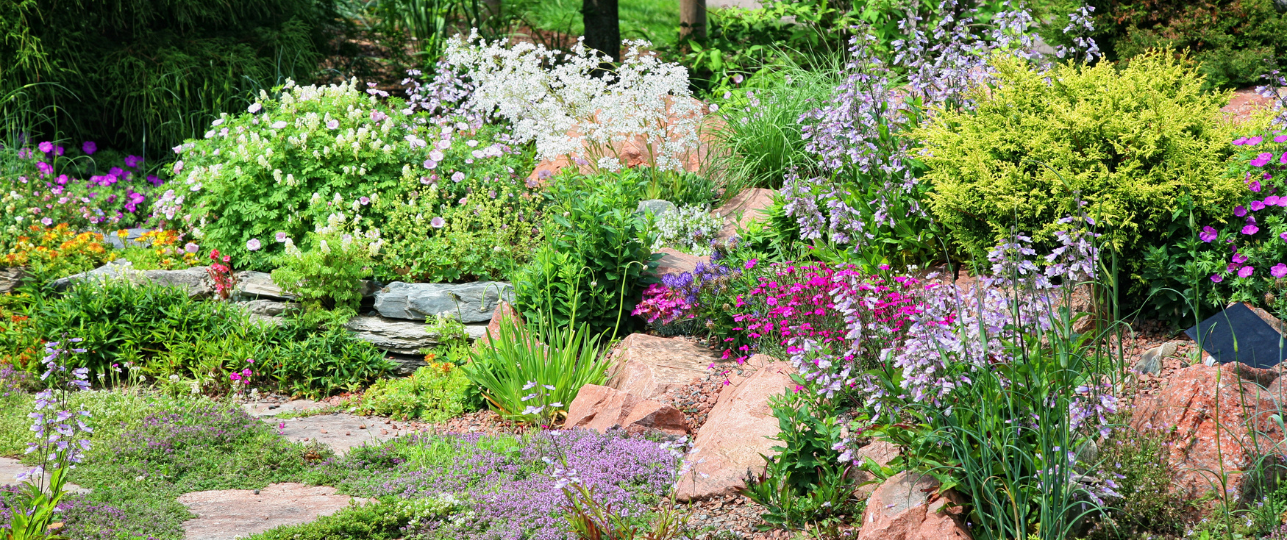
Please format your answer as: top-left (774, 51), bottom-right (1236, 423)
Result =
top-left (1251, 200), bottom-right (1266, 211)
top-left (1273, 264), bottom-right (1287, 278)
top-left (1239, 266), bottom-right (1255, 278)
top-left (326, 120), bottom-right (339, 130)
top-left (1235, 205), bottom-right (1248, 217)
top-left (1211, 274), bottom-right (1223, 283)
top-left (1199, 226), bottom-right (1218, 242)
top-left (37, 141), bottom-right (52, 153)
top-left (430, 217), bottom-right (446, 228)
top-left (1251, 152), bottom-right (1274, 167)
top-left (1243, 224), bottom-right (1260, 235)
top-left (246, 238), bottom-right (262, 251)
top-left (1247, 136), bottom-right (1264, 145)
top-left (1233, 252), bottom-right (1249, 264)
top-left (1276, 134), bottom-right (1287, 143)
top-left (1250, 180), bottom-right (1262, 192)
top-left (745, 259), bottom-right (759, 270)
top-left (184, 242), bottom-right (198, 253)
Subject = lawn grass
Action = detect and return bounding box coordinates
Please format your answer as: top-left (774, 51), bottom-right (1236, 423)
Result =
top-left (517, 0), bottom-right (681, 49)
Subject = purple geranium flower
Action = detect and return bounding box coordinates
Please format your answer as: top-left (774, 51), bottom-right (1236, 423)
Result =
top-left (1273, 263), bottom-right (1287, 279)
top-left (1251, 153), bottom-right (1273, 167)
top-left (1239, 266), bottom-right (1255, 278)
top-left (1243, 224), bottom-right (1260, 235)
top-left (246, 238), bottom-right (262, 251)
top-left (82, 141), bottom-right (96, 155)
top-left (1200, 226), bottom-right (1218, 243)
top-left (430, 217), bottom-right (446, 228)
top-left (1248, 136), bottom-right (1264, 145)
top-left (1251, 200), bottom-right (1266, 211)
top-left (1235, 205), bottom-right (1248, 217)
top-left (1212, 274), bottom-right (1224, 283)
top-left (37, 141), bottom-right (52, 153)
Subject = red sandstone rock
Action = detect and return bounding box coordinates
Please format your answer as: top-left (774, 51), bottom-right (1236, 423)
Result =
top-left (857, 471), bottom-right (971, 540)
top-left (484, 301), bottom-right (523, 342)
top-left (1129, 362), bottom-right (1282, 501)
top-left (178, 483), bottom-right (372, 540)
top-left (674, 360), bottom-right (795, 501)
top-left (713, 188), bottom-right (776, 241)
top-left (564, 384), bottom-right (688, 436)
top-left (850, 440), bottom-right (901, 500)
top-left (652, 248), bottom-right (709, 278)
top-left (609, 334), bottom-right (718, 401)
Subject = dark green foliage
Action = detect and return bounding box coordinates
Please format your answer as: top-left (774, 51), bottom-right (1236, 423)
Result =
top-left (1089, 0), bottom-right (1287, 89)
top-left (0, 0), bottom-right (335, 153)
top-left (514, 172), bottom-right (656, 338)
top-left (740, 386), bottom-right (859, 529)
top-left (268, 325), bottom-right (393, 398)
top-left (30, 279), bottom-right (267, 377)
top-left (247, 500), bottom-right (412, 540)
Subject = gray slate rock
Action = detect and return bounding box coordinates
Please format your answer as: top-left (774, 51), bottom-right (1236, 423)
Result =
top-left (235, 271), bottom-right (379, 301)
top-left (236, 299), bottom-right (298, 317)
top-left (52, 260), bottom-right (213, 297)
top-left (343, 315), bottom-right (487, 356)
top-left (102, 228), bottom-right (159, 249)
top-left (0, 267), bottom-right (24, 294)
top-left (1133, 341), bottom-right (1180, 376)
top-left (374, 281), bottom-right (514, 323)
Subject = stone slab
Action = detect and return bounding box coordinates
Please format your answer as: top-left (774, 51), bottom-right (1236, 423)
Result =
top-left (177, 482), bottom-right (372, 540)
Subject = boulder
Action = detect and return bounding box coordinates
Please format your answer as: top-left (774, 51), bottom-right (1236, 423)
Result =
top-left (565, 384), bottom-right (688, 436)
top-left (857, 471), bottom-right (971, 540)
top-left (235, 271), bottom-right (379, 302)
top-left (713, 188), bottom-right (775, 241)
top-left (235, 299), bottom-right (298, 317)
top-left (1130, 362), bottom-right (1282, 501)
top-left (850, 440), bottom-right (901, 500)
top-left (344, 315), bottom-right (486, 356)
top-left (178, 482), bottom-right (373, 540)
top-left (52, 260), bottom-right (213, 297)
top-left (652, 248), bottom-right (709, 278)
top-left (609, 334), bottom-right (718, 401)
top-left (484, 301), bottom-right (523, 342)
top-left (374, 281), bottom-right (514, 324)
top-left (101, 227), bottom-right (157, 249)
top-left (673, 360), bottom-right (795, 501)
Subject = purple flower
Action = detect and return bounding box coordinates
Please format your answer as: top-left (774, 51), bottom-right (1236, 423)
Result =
top-left (1200, 226), bottom-right (1218, 242)
top-left (275, 232), bottom-right (288, 243)
top-left (1276, 135), bottom-right (1287, 143)
top-left (1239, 266), bottom-right (1255, 278)
top-left (246, 238), bottom-right (262, 251)
top-left (124, 155), bottom-right (143, 168)
top-left (451, 171), bottom-right (465, 182)
top-left (1233, 252), bottom-right (1249, 264)
top-left (1269, 195), bottom-right (1281, 206)
top-left (40, 217), bottom-right (52, 226)
top-left (36, 162), bottom-right (52, 176)
top-left (1235, 205), bottom-right (1248, 217)
top-left (184, 242), bottom-right (198, 253)
top-left (1251, 200), bottom-right (1266, 211)
top-left (430, 217), bottom-right (446, 228)
top-left (1212, 274), bottom-right (1224, 283)
top-left (423, 160), bottom-right (438, 170)
top-left (82, 141), bottom-right (96, 155)
top-left (1251, 152), bottom-right (1273, 167)
top-left (1243, 224), bottom-right (1260, 235)
top-left (1234, 137), bottom-right (1249, 145)
top-left (37, 141), bottom-right (52, 153)
top-left (1250, 180), bottom-right (1262, 192)
top-left (1248, 136), bottom-right (1264, 145)
top-left (1273, 264), bottom-right (1287, 278)
top-left (54, 145), bottom-right (63, 156)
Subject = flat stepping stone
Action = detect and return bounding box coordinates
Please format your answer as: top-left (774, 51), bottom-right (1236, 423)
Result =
top-left (177, 482), bottom-right (371, 540)
top-left (0, 457), bottom-right (90, 494)
top-left (272, 413), bottom-right (425, 455)
top-left (242, 399), bottom-right (327, 418)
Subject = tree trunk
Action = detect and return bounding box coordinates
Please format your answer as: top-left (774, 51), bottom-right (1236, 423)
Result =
top-left (582, 0), bottom-right (621, 62)
top-left (680, 0), bottom-right (707, 40)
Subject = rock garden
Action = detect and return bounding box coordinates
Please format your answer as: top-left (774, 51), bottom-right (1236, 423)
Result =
top-left (6, 0), bottom-right (1287, 539)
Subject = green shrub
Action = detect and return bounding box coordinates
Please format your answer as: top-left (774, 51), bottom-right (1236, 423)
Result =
top-left (464, 317), bottom-right (613, 424)
top-left (271, 217), bottom-right (380, 325)
top-left (266, 325), bottom-right (393, 398)
top-left (29, 279), bottom-right (267, 378)
top-left (919, 51), bottom-right (1244, 285)
top-left (514, 173), bottom-right (655, 337)
top-left (353, 362), bottom-right (477, 421)
top-left (170, 79), bottom-right (534, 276)
top-left (0, 0), bottom-right (335, 153)
top-left (1089, 0), bottom-right (1287, 90)
top-left (1084, 422), bottom-right (1195, 539)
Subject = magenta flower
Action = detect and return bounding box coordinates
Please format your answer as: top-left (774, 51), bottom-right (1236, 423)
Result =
top-left (1273, 264), bottom-right (1287, 278)
top-left (745, 259), bottom-right (759, 270)
top-left (35, 162), bottom-right (52, 176)
top-left (1243, 224), bottom-right (1260, 235)
top-left (1248, 136), bottom-right (1263, 145)
top-left (1199, 226), bottom-right (1218, 242)
top-left (1239, 266), bottom-right (1255, 278)
top-left (82, 141), bottom-right (96, 155)
top-left (54, 145), bottom-right (63, 156)
top-left (1269, 195), bottom-right (1282, 206)
top-left (1234, 137), bottom-right (1249, 145)
top-left (430, 217), bottom-right (446, 228)
top-left (1281, 232), bottom-right (1287, 242)
top-left (246, 238), bottom-right (262, 251)
top-left (1250, 180), bottom-right (1262, 192)
top-left (1233, 252), bottom-right (1249, 264)
top-left (124, 155), bottom-right (143, 168)
top-left (1251, 153), bottom-right (1273, 167)
top-left (1251, 200), bottom-right (1266, 211)
top-left (1235, 205), bottom-right (1248, 217)
top-left (37, 141), bottom-right (52, 153)
top-left (1212, 274), bottom-right (1224, 283)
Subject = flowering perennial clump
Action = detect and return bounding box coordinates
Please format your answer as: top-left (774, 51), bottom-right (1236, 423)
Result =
top-left (444, 34), bottom-right (703, 172)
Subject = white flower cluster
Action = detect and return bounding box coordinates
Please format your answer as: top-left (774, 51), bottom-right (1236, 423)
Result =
top-left (445, 33), bottom-right (703, 172)
top-left (651, 205), bottom-right (723, 256)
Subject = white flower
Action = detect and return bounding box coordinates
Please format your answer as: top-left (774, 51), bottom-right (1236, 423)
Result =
top-left (248, 103), bottom-right (262, 113)
top-left (271, 121), bottom-right (288, 129)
